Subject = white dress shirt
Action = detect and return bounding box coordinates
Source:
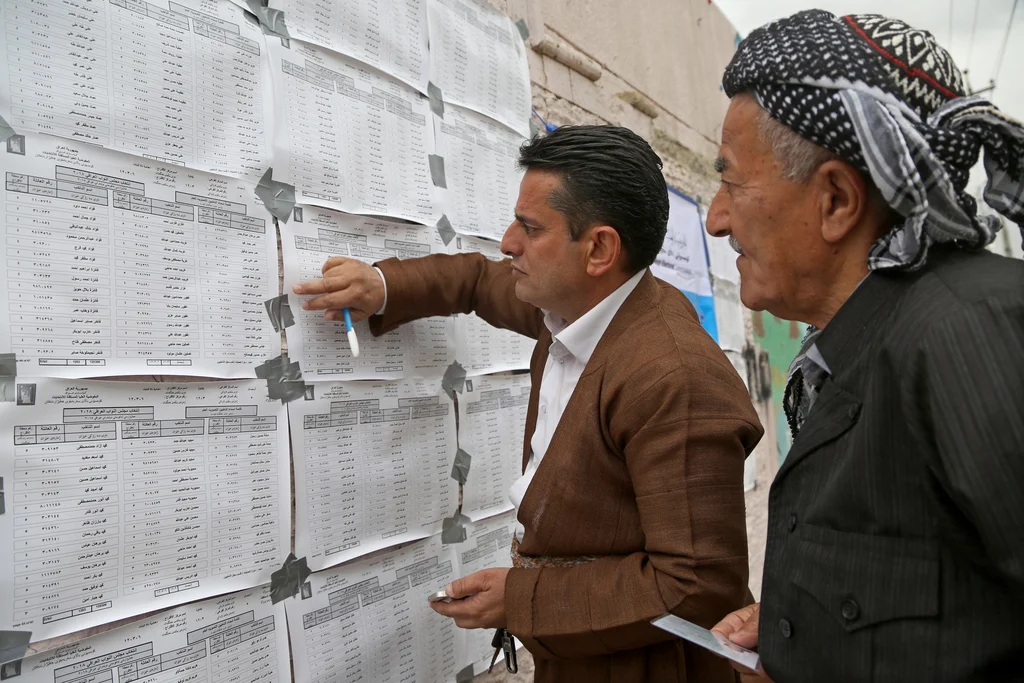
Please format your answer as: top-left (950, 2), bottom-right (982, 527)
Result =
top-left (508, 268), bottom-right (646, 540)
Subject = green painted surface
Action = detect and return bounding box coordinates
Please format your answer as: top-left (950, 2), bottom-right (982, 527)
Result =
top-left (751, 311), bottom-right (806, 463)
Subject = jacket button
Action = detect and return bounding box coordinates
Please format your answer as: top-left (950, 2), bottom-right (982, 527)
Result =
top-left (787, 514), bottom-right (797, 532)
top-left (841, 599), bottom-right (861, 621)
top-left (779, 618), bottom-right (792, 638)
top-left (847, 404), bottom-right (859, 419)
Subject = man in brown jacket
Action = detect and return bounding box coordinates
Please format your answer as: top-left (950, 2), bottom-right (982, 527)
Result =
top-left (295, 125), bottom-right (763, 682)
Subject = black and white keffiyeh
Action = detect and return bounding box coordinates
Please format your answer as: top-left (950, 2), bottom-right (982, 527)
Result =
top-left (723, 11), bottom-right (1024, 436)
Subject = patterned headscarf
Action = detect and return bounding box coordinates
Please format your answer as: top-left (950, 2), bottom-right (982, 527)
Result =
top-left (724, 11), bottom-right (1024, 270)
top-left (723, 11), bottom-right (1024, 436)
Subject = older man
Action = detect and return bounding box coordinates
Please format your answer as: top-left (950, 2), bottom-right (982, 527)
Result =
top-left (706, 11), bottom-right (1024, 683)
top-left (296, 125), bottom-right (762, 682)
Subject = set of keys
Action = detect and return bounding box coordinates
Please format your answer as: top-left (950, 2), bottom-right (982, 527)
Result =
top-left (487, 628), bottom-right (518, 674)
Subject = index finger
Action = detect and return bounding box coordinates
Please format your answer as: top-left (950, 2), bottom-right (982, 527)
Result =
top-left (711, 607), bottom-right (753, 638)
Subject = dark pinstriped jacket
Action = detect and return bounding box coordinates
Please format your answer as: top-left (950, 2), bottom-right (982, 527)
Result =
top-left (759, 247), bottom-right (1024, 683)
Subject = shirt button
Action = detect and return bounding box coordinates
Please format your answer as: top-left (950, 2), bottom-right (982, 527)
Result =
top-left (787, 514), bottom-right (797, 532)
top-left (779, 618), bottom-right (792, 638)
top-left (841, 599), bottom-right (861, 622)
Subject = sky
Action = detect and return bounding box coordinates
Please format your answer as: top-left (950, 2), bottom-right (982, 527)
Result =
top-left (712, 0), bottom-right (1023, 199)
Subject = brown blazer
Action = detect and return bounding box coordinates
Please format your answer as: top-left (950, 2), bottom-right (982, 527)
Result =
top-left (371, 253), bottom-right (763, 682)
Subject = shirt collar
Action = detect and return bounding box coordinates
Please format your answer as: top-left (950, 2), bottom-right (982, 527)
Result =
top-left (543, 269), bottom-right (647, 365)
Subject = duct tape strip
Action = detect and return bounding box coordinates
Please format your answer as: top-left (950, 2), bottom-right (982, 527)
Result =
top-left (245, 0), bottom-right (290, 38)
top-left (441, 360), bottom-right (466, 400)
top-left (441, 512), bottom-right (470, 545)
top-left (436, 215), bottom-right (456, 246)
top-left (0, 115), bottom-right (15, 142)
top-left (455, 664), bottom-right (475, 683)
top-left (270, 553), bottom-right (311, 604)
top-left (255, 168), bottom-right (296, 223)
top-left (427, 82), bottom-right (445, 118)
top-left (428, 155), bottom-right (447, 189)
top-left (255, 354), bottom-right (307, 403)
top-left (0, 353), bottom-right (16, 404)
top-left (515, 18), bottom-right (530, 40)
top-left (450, 448), bottom-right (471, 485)
top-left (0, 630), bottom-right (31, 667)
top-left (264, 294), bottom-right (295, 331)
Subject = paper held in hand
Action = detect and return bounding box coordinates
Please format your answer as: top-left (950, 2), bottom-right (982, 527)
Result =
top-left (651, 614), bottom-right (761, 672)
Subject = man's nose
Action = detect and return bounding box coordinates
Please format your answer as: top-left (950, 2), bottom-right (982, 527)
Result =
top-left (705, 191), bottom-right (730, 238)
top-left (500, 222), bottom-right (521, 257)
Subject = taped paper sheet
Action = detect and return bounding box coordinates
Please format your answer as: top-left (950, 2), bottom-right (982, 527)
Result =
top-left (268, 0), bottom-right (430, 93)
top-left (286, 534), bottom-right (460, 683)
top-left (435, 104), bottom-right (526, 242)
top-left (0, 379), bottom-right (291, 641)
top-left (457, 374), bottom-right (530, 519)
top-left (448, 236), bottom-right (534, 376)
top-left (0, 134), bottom-right (280, 379)
top-left (281, 206), bottom-right (455, 380)
top-left (0, 0), bottom-right (274, 181)
top-left (426, 0), bottom-right (532, 137)
top-left (290, 379), bottom-right (458, 571)
top-left (268, 39), bottom-right (442, 225)
top-left (10, 586), bottom-right (291, 683)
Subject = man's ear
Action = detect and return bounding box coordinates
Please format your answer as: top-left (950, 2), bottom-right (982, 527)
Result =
top-left (816, 160), bottom-right (871, 244)
top-left (585, 225), bottom-right (623, 276)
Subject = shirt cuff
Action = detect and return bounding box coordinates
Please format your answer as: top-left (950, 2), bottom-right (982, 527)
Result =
top-left (373, 266), bottom-right (387, 316)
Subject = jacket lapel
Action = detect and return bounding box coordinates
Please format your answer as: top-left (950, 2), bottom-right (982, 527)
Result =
top-left (774, 381), bottom-right (861, 483)
top-left (522, 327), bottom-right (551, 471)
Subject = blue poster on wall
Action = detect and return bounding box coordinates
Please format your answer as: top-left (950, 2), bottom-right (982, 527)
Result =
top-left (652, 187), bottom-right (719, 342)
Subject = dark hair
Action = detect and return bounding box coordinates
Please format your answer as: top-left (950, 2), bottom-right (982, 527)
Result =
top-left (517, 125), bottom-right (669, 272)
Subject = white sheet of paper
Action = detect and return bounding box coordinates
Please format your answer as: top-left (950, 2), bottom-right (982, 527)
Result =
top-left (454, 512), bottom-right (516, 674)
top-left (435, 104), bottom-right (524, 241)
top-left (651, 613), bottom-right (760, 672)
top-left (286, 534), bottom-right (459, 683)
top-left (281, 207), bottom-right (454, 380)
top-left (448, 235), bottom-right (534, 376)
top-left (651, 192), bottom-right (713, 297)
top-left (11, 586), bottom-right (290, 683)
top-left (0, 0), bottom-right (274, 181)
top-left (268, 0), bottom-right (430, 93)
top-left (427, 0), bottom-right (531, 137)
top-left (269, 39), bottom-right (441, 225)
top-left (457, 374), bottom-right (530, 520)
top-left (0, 378), bottom-right (291, 641)
top-left (0, 134), bottom-right (280, 378)
top-left (705, 233), bottom-right (746, 351)
top-left (290, 379), bottom-right (458, 571)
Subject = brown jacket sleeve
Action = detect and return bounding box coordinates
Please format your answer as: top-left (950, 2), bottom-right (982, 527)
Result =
top-left (368, 252), bottom-right (544, 340)
top-left (505, 357), bottom-right (759, 659)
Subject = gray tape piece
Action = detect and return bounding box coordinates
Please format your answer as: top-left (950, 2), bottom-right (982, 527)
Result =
top-left (255, 168), bottom-right (296, 222)
top-left (0, 630), bottom-right (31, 667)
top-left (245, 0), bottom-right (290, 38)
top-left (441, 360), bottom-right (467, 400)
top-left (255, 354), bottom-right (307, 403)
top-left (0, 115), bottom-right (16, 142)
top-left (0, 476), bottom-right (5, 515)
top-left (515, 18), bottom-right (530, 40)
top-left (0, 353), bottom-right (16, 377)
top-left (427, 81), bottom-right (445, 118)
top-left (428, 154), bottom-right (447, 189)
top-left (455, 664), bottom-right (476, 683)
top-left (441, 512), bottom-right (470, 545)
top-left (436, 215), bottom-right (456, 246)
top-left (529, 119), bottom-right (541, 138)
top-left (270, 553), bottom-right (311, 604)
top-left (264, 294), bottom-right (295, 331)
top-left (450, 448), bottom-right (472, 485)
